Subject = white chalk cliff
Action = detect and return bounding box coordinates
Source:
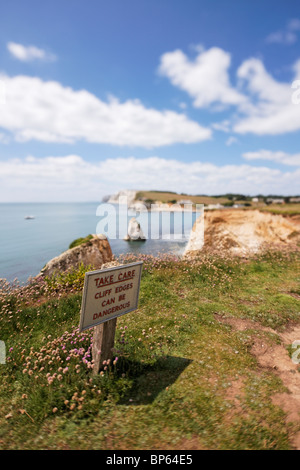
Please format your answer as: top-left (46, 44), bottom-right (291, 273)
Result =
top-left (107, 190), bottom-right (137, 206)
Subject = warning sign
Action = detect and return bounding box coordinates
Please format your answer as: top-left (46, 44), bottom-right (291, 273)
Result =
top-left (79, 262), bottom-right (143, 332)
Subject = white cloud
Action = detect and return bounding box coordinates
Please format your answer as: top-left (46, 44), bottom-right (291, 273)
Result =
top-left (225, 136), bottom-right (238, 146)
top-left (158, 45), bottom-right (300, 137)
top-left (0, 132), bottom-right (10, 144)
top-left (266, 18), bottom-right (300, 45)
top-left (7, 42), bottom-right (56, 62)
top-left (0, 155), bottom-right (299, 202)
top-left (158, 47), bottom-right (247, 108)
top-left (0, 74), bottom-right (211, 147)
top-left (179, 102), bottom-right (187, 109)
top-left (233, 58), bottom-right (300, 135)
top-left (266, 31), bottom-right (297, 45)
top-left (243, 149), bottom-right (300, 166)
top-left (288, 19), bottom-right (300, 30)
top-left (211, 120), bottom-right (231, 133)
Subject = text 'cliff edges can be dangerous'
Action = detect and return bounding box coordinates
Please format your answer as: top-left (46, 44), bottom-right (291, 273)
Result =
top-left (79, 262), bottom-right (143, 332)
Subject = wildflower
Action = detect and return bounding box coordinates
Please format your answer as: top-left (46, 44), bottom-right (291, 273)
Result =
top-left (52, 407), bottom-right (58, 413)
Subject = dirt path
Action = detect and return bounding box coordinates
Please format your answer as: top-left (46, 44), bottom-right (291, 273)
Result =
top-left (216, 315), bottom-right (300, 449)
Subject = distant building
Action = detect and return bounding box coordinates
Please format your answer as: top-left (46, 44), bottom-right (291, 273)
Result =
top-left (177, 199), bottom-right (193, 205)
top-left (266, 198), bottom-right (284, 204)
top-left (290, 197), bottom-right (300, 203)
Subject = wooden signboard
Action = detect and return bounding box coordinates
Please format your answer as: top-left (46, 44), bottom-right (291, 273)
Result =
top-left (79, 262), bottom-right (143, 373)
top-left (79, 262), bottom-right (143, 332)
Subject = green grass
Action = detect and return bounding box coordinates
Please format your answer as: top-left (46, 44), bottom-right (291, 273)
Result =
top-left (0, 250), bottom-right (299, 449)
top-left (260, 203), bottom-right (300, 217)
top-left (69, 234), bottom-right (93, 249)
top-left (136, 191), bottom-right (231, 205)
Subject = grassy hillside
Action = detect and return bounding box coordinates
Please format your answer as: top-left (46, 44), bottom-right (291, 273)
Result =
top-left (260, 204), bottom-right (300, 217)
top-left (135, 191), bottom-right (300, 215)
top-left (0, 250), bottom-right (300, 450)
top-left (136, 191), bottom-right (231, 205)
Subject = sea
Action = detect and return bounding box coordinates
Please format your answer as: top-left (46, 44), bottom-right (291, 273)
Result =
top-left (0, 202), bottom-right (201, 284)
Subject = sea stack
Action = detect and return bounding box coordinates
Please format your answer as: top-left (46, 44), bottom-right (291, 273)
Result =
top-left (124, 217), bottom-right (146, 241)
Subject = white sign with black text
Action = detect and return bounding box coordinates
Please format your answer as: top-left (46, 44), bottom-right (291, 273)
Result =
top-left (79, 262), bottom-right (143, 332)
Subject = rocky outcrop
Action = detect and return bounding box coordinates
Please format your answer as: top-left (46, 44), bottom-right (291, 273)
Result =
top-left (124, 217), bottom-right (146, 241)
top-left (39, 234), bottom-right (113, 278)
top-left (184, 209), bottom-right (300, 257)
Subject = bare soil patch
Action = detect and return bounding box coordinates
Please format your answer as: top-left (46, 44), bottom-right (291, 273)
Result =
top-left (215, 314), bottom-right (300, 449)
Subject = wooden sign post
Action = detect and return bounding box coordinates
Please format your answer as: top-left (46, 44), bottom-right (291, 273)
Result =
top-left (91, 318), bottom-right (118, 375)
top-left (79, 262), bottom-right (143, 374)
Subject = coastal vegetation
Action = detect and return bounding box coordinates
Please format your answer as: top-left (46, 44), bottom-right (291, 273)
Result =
top-left (135, 190), bottom-right (300, 216)
top-left (69, 234), bottom-right (93, 250)
top-left (0, 248), bottom-right (299, 449)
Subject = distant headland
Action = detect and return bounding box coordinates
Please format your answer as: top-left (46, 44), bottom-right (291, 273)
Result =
top-left (102, 189), bottom-right (300, 215)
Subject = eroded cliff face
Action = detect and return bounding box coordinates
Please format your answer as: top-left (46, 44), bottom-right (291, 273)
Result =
top-left (184, 209), bottom-right (300, 257)
top-left (39, 235), bottom-right (113, 278)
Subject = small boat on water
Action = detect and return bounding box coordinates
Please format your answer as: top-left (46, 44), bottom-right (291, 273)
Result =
top-left (24, 215), bottom-right (35, 220)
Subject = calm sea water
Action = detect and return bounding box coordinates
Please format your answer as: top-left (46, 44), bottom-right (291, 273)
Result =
top-left (0, 203), bottom-right (200, 284)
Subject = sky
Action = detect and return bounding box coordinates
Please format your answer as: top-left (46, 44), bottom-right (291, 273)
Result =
top-left (0, 0), bottom-right (300, 201)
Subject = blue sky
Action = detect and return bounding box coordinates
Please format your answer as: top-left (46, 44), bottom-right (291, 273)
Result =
top-left (0, 0), bottom-right (300, 201)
